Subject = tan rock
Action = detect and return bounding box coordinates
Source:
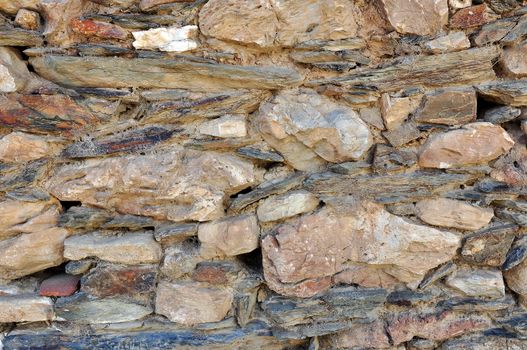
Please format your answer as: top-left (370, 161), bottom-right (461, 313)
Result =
top-left (445, 268), bottom-right (505, 298)
top-left (423, 32), bottom-right (471, 53)
top-left (14, 8), bottom-right (40, 31)
top-left (419, 122), bottom-right (514, 168)
top-left (132, 25), bottom-right (198, 52)
top-left (199, 0), bottom-right (361, 47)
top-left (254, 89), bottom-right (372, 171)
top-left (262, 201), bottom-right (460, 297)
top-left (271, 0), bottom-right (361, 47)
top-left (0, 296), bottom-right (53, 322)
top-left (199, 115), bottom-right (247, 138)
top-left (0, 0), bottom-right (39, 15)
top-left (377, 0), bottom-right (449, 36)
top-left (502, 42), bottom-right (527, 78)
top-left (380, 93), bottom-right (422, 130)
top-left (0, 227), bottom-right (69, 280)
top-left (46, 148), bottom-right (259, 222)
top-left (321, 320), bottom-right (391, 349)
top-left (504, 258), bottom-right (527, 296)
top-left (155, 280), bottom-right (233, 325)
top-left (0, 198), bottom-right (60, 240)
top-left (198, 215), bottom-right (259, 258)
top-left (64, 232), bottom-right (162, 264)
top-left (0, 47), bottom-right (31, 93)
top-left (257, 190), bottom-right (319, 222)
top-left (449, 0), bottom-right (472, 10)
top-left (199, 0), bottom-right (278, 47)
top-left (415, 89), bottom-right (477, 125)
top-left (416, 198), bottom-right (493, 231)
top-left (0, 132), bottom-right (56, 163)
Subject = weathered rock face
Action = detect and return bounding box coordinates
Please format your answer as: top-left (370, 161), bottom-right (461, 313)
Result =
top-left (419, 122), bottom-right (514, 168)
top-left (46, 149), bottom-right (259, 222)
top-left (254, 89), bottom-right (372, 171)
top-left (198, 214), bottom-right (259, 258)
top-left (0, 296), bottom-right (53, 323)
top-left (262, 201), bottom-right (460, 297)
top-left (199, 0), bottom-right (361, 47)
top-left (377, 0), bottom-right (449, 36)
top-left (416, 198), bottom-right (494, 230)
top-left (3, 0), bottom-right (527, 348)
top-left (0, 227), bottom-right (69, 280)
top-left (155, 281), bottom-right (233, 325)
top-left (64, 232), bottom-right (162, 264)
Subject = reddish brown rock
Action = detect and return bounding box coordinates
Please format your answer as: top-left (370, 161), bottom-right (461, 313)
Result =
top-left (262, 201), bottom-right (460, 297)
top-left (40, 274), bottom-right (80, 297)
top-left (0, 94), bottom-right (98, 135)
top-left (39, 0), bottom-right (95, 46)
top-left (504, 257), bottom-right (527, 297)
top-left (419, 122), bottom-right (514, 169)
top-left (81, 264), bottom-right (157, 299)
top-left (333, 265), bottom-right (400, 289)
top-left (377, 0), bottom-right (449, 36)
top-left (450, 4), bottom-right (496, 29)
top-left (71, 18), bottom-right (130, 41)
top-left (192, 262), bottom-right (240, 285)
top-left (388, 310), bottom-right (491, 345)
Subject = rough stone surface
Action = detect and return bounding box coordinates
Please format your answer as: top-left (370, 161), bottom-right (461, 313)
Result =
top-left (262, 201), bottom-right (460, 297)
top-left (257, 190), bottom-right (319, 222)
top-left (64, 232), bottom-right (162, 264)
top-left (0, 132), bottom-right (56, 163)
top-left (2, 0), bottom-right (527, 348)
top-left (0, 296), bottom-right (53, 323)
top-left (377, 0), bottom-right (449, 36)
top-left (155, 281), bottom-right (233, 325)
top-left (419, 122), bottom-right (514, 168)
top-left (0, 227), bottom-right (69, 280)
top-left (198, 214), bottom-right (259, 258)
top-left (199, 0), bottom-right (361, 47)
top-left (423, 32), bottom-right (471, 53)
top-left (445, 268), bottom-right (505, 298)
top-left (416, 198), bottom-right (494, 230)
top-left (254, 89), bottom-right (372, 171)
top-left (46, 149), bottom-right (258, 222)
top-left (415, 89), bottom-right (477, 125)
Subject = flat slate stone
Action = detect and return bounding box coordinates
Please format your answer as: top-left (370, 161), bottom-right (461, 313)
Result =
top-left (29, 55), bottom-right (304, 91)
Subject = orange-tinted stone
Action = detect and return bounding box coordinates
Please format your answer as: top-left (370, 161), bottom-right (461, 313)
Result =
top-left (40, 274), bottom-right (80, 297)
top-left (70, 18), bottom-right (130, 40)
top-left (450, 4), bottom-right (495, 29)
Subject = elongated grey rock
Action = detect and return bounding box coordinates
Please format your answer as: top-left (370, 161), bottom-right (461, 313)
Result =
top-left (29, 55), bottom-right (304, 91)
top-left (307, 47), bottom-right (499, 93)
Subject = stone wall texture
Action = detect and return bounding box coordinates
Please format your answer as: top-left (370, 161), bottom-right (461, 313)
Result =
top-left (2, 0), bottom-right (527, 349)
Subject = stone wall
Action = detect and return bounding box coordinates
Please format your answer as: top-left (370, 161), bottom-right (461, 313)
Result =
top-left (1, 0), bottom-right (527, 349)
